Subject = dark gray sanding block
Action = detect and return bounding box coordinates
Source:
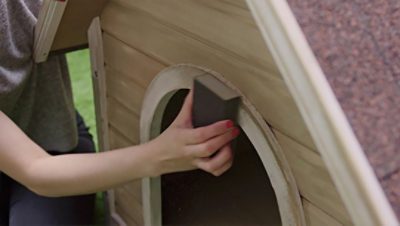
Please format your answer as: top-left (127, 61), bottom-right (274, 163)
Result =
top-left (193, 74), bottom-right (240, 128)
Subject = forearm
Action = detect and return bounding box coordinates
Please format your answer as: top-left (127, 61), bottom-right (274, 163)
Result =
top-left (0, 111), bottom-right (158, 197)
top-left (27, 144), bottom-right (156, 197)
top-left (0, 91), bottom-right (237, 197)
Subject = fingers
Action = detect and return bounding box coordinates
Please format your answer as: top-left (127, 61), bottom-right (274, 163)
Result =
top-left (195, 145), bottom-right (234, 176)
top-left (212, 156), bottom-right (234, 176)
top-left (184, 120), bottom-right (235, 144)
top-left (189, 127), bottom-right (239, 157)
top-left (172, 90), bottom-right (193, 128)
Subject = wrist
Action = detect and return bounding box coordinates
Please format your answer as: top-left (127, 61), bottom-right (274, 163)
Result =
top-left (140, 141), bottom-right (163, 178)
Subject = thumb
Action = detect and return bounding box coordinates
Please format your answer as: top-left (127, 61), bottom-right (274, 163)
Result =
top-left (172, 89), bottom-right (193, 128)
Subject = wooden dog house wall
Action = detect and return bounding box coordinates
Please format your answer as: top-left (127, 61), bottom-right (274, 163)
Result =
top-left (85, 0), bottom-right (399, 225)
top-left (91, 0), bottom-right (351, 225)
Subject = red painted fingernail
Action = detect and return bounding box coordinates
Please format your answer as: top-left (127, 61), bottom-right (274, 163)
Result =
top-left (226, 120), bottom-right (234, 128)
top-left (232, 128), bottom-right (240, 137)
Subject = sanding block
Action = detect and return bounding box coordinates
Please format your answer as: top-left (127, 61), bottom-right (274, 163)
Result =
top-left (193, 74), bottom-right (240, 128)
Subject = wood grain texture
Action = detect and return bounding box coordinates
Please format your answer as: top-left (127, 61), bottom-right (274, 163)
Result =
top-left (103, 34), bottom-right (166, 89)
top-left (109, 126), bottom-right (134, 149)
top-left (303, 199), bottom-right (344, 226)
top-left (100, 1), bottom-right (316, 150)
top-left (114, 204), bottom-right (135, 226)
top-left (34, 0), bottom-right (67, 62)
top-left (102, 29), bottom-right (166, 226)
top-left (88, 17), bottom-right (110, 152)
top-left (105, 66), bottom-right (146, 117)
top-left (107, 96), bottom-right (140, 144)
top-left (109, 125), bottom-right (143, 226)
top-left (51, 0), bottom-right (108, 51)
top-left (274, 130), bottom-right (352, 225)
top-left (114, 182), bottom-right (143, 226)
top-left (109, 0), bottom-right (277, 75)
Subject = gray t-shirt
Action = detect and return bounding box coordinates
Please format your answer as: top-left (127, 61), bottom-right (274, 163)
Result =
top-left (0, 0), bottom-right (77, 152)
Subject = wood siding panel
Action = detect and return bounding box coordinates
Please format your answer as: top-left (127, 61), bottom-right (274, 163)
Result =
top-left (52, 0), bottom-right (108, 51)
top-left (109, 124), bottom-right (143, 225)
top-left (303, 199), bottom-right (344, 226)
top-left (274, 130), bottom-right (352, 225)
top-left (103, 33), bottom-right (165, 225)
top-left (101, 2), bottom-right (315, 150)
top-left (106, 66), bottom-right (146, 116)
top-left (109, 125), bottom-right (135, 148)
top-left (103, 33), bottom-right (166, 89)
top-left (110, 0), bottom-right (277, 75)
top-left (114, 203), bottom-right (137, 226)
top-left (107, 96), bottom-right (140, 144)
top-left (115, 182), bottom-right (143, 226)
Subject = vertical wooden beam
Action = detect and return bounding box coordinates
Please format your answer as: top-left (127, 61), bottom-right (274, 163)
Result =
top-left (88, 17), bottom-right (126, 226)
top-left (88, 17), bottom-right (109, 152)
top-left (34, 0), bottom-right (68, 63)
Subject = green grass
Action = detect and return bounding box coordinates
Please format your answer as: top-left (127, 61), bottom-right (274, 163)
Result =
top-left (66, 49), bottom-right (105, 225)
top-left (66, 49), bottom-right (98, 147)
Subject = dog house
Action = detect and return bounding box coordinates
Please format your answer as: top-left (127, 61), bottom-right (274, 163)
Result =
top-left (36, 0), bottom-right (400, 225)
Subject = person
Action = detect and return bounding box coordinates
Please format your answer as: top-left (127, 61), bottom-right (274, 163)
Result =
top-left (0, 0), bottom-right (238, 225)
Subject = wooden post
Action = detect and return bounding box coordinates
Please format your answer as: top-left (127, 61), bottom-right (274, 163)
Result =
top-left (88, 17), bottom-right (109, 153)
top-left (88, 17), bottom-right (126, 226)
top-left (34, 0), bottom-right (68, 63)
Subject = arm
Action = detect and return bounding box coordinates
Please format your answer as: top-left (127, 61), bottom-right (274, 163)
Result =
top-left (0, 92), bottom-right (238, 197)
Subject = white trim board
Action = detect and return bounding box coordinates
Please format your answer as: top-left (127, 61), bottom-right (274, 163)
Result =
top-left (245, 0), bottom-right (398, 225)
top-left (34, 0), bottom-right (68, 63)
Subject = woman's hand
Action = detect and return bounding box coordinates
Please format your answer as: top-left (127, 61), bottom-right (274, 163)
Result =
top-left (0, 90), bottom-right (238, 196)
top-left (148, 90), bottom-right (239, 177)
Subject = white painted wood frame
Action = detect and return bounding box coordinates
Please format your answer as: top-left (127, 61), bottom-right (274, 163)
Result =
top-left (140, 64), bottom-right (306, 226)
top-left (245, 1), bottom-right (398, 225)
